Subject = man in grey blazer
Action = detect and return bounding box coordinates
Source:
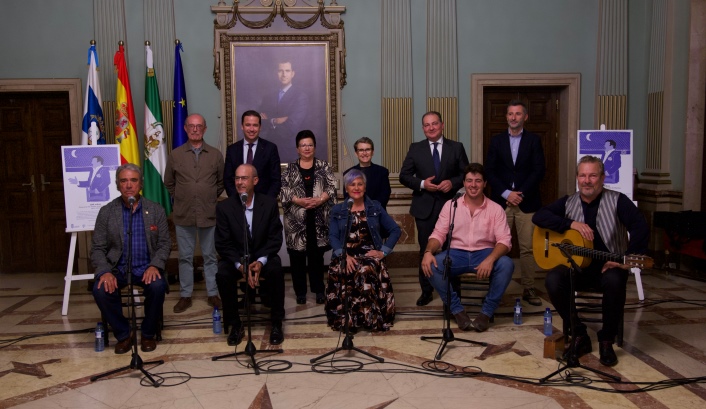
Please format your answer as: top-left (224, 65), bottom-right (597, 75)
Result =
top-left (92, 163), bottom-right (170, 354)
top-left (400, 111), bottom-right (469, 306)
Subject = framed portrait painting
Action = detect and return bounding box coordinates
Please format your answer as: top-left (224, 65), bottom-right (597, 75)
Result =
top-left (220, 33), bottom-right (342, 169)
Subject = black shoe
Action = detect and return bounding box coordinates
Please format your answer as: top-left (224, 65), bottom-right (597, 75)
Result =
top-left (564, 334), bottom-right (592, 359)
top-left (270, 323), bottom-right (284, 345)
top-left (599, 341), bottom-right (618, 366)
top-left (416, 292), bottom-right (433, 306)
top-left (296, 296), bottom-right (306, 305)
top-left (316, 293), bottom-right (326, 304)
top-left (227, 323), bottom-right (244, 346)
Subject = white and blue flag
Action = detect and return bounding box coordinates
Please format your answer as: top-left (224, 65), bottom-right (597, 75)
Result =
top-left (81, 43), bottom-right (105, 145)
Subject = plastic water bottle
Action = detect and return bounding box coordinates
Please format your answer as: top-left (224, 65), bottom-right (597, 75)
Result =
top-left (513, 298), bottom-right (522, 325)
top-left (213, 307), bottom-right (222, 334)
top-left (95, 322), bottom-right (105, 352)
top-left (543, 308), bottom-right (553, 336)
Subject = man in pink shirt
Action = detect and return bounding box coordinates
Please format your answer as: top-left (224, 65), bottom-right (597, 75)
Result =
top-left (421, 163), bottom-right (514, 332)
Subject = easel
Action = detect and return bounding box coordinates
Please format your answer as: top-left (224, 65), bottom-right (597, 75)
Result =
top-left (62, 231), bottom-right (93, 315)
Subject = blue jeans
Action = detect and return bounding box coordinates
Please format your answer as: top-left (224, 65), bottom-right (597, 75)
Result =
top-left (426, 248), bottom-right (514, 317)
top-left (175, 225), bottom-right (219, 297)
top-left (92, 271), bottom-right (166, 341)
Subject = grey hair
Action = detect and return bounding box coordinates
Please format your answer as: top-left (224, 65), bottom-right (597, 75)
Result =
top-left (344, 169), bottom-right (367, 187)
top-left (577, 155), bottom-right (605, 175)
top-left (115, 163), bottom-right (143, 189)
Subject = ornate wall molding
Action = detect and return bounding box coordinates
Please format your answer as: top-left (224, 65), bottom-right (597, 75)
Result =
top-left (426, 0), bottom-right (458, 141)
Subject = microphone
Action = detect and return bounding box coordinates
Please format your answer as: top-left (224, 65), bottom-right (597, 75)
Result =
top-left (240, 192), bottom-right (248, 206)
top-left (128, 196), bottom-right (136, 206)
top-left (452, 191), bottom-right (464, 201)
top-left (346, 198), bottom-right (354, 211)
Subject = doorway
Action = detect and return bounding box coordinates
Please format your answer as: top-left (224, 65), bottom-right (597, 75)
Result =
top-left (0, 91), bottom-right (74, 272)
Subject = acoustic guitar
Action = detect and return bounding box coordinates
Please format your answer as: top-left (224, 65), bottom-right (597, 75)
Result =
top-left (532, 227), bottom-right (654, 270)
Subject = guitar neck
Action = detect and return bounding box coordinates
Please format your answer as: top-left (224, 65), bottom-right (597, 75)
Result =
top-left (559, 244), bottom-right (622, 264)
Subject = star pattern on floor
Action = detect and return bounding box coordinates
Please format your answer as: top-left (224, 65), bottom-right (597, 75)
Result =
top-left (476, 341), bottom-right (531, 360)
top-left (0, 359), bottom-right (61, 379)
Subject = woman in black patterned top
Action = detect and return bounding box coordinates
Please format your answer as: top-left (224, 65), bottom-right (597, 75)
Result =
top-left (280, 130), bottom-right (336, 305)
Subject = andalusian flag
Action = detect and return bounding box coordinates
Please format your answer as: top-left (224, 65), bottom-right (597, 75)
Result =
top-left (114, 43), bottom-right (140, 165)
top-left (172, 41), bottom-right (188, 149)
top-left (81, 43), bottom-right (105, 145)
top-left (143, 43), bottom-right (172, 215)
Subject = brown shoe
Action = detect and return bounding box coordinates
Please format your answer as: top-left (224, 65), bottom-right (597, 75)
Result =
top-left (453, 311), bottom-right (472, 331)
top-left (114, 332), bottom-right (133, 354)
top-left (207, 295), bottom-right (222, 309)
top-left (173, 297), bottom-right (192, 313)
top-left (470, 313), bottom-right (491, 332)
top-left (522, 288), bottom-right (542, 306)
top-left (141, 337), bottom-right (157, 352)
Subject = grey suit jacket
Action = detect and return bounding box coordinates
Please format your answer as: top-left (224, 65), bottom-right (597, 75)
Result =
top-left (90, 196), bottom-right (171, 278)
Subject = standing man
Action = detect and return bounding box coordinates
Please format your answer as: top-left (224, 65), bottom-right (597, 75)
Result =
top-left (602, 139), bottom-right (622, 184)
top-left (259, 59), bottom-right (309, 150)
top-left (224, 110), bottom-right (282, 199)
top-left (216, 164), bottom-right (285, 345)
top-left (165, 113), bottom-right (224, 313)
top-left (422, 163), bottom-right (514, 332)
top-left (343, 137), bottom-right (391, 208)
top-left (400, 111), bottom-right (469, 306)
top-left (485, 100), bottom-right (546, 307)
top-left (532, 156), bottom-right (648, 366)
top-left (92, 164), bottom-right (169, 353)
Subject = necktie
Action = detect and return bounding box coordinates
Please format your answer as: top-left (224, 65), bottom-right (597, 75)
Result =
top-left (246, 143), bottom-right (254, 164)
top-left (278, 89), bottom-right (285, 102)
top-left (433, 142), bottom-right (441, 177)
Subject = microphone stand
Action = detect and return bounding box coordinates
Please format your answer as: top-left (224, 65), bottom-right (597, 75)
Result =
top-left (212, 194), bottom-right (282, 375)
top-left (540, 244), bottom-right (620, 383)
top-left (91, 197), bottom-right (164, 386)
top-left (311, 200), bottom-right (384, 363)
top-left (420, 195), bottom-right (486, 360)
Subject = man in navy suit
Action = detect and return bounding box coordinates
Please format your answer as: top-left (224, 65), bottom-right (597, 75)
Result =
top-left (259, 60), bottom-right (309, 157)
top-left (69, 155), bottom-right (111, 202)
top-left (224, 110), bottom-right (282, 199)
top-left (400, 111), bottom-right (469, 306)
top-left (343, 137), bottom-right (391, 208)
top-left (485, 100), bottom-right (546, 306)
top-left (602, 139), bottom-right (621, 184)
top-left (215, 164), bottom-right (285, 346)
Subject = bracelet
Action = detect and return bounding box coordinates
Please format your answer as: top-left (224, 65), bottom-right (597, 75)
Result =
top-left (424, 250), bottom-right (433, 254)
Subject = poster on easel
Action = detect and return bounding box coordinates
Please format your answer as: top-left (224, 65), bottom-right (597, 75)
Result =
top-left (61, 145), bottom-right (121, 232)
top-left (577, 129), bottom-right (633, 200)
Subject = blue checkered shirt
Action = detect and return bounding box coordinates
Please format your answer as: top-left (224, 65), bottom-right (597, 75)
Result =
top-left (116, 199), bottom-right (151, 277)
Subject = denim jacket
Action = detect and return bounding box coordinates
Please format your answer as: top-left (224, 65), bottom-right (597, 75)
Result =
top-left (329, 196), bottom-right (401, 258)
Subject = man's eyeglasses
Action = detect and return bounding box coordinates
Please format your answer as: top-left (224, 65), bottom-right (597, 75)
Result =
top-left (234, 176), bottom-right (251, 181)
top-left (356, 148), bottom-right (373, 153)
top-left (186, 124), bottom-right (205, 131)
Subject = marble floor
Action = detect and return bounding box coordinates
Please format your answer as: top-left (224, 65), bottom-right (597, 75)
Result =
top-left (1, 265), bottom-right (705, 409)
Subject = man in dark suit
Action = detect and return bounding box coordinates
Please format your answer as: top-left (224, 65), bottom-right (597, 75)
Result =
top-left (343, 137), bottom-right (391, 208)
top-left (224, 110), bottom-right (282, 199)
top-left (602, 139), bottom-right (621, 184)
top-left (485, 100), bottom-right (546, 306)
top-left (68, 155), bottom-right (111, 202)
top-left (91, 163), bottom-right (170, 354)
top-left (215, 164), bottom-right (285, 346)
top-left (400, 111), bottom-right (469, 306)
top-left (259, 60), bottom-right (309, 156)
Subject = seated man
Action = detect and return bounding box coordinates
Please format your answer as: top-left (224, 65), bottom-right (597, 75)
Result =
top-left (92, 163), bottom-right (170, 354)
top-left (532, 155), bottom-right (648, 366)
top-left (215, 164), bottom-right (285, 346)
top-left (422, 163), bottom-right (514, 332)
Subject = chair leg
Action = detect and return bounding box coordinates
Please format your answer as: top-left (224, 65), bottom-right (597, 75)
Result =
top-left (631, 268), bottom-right (644, 302)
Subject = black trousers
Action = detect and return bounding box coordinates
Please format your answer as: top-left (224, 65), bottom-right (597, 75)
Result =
top-left (288, 247), bottom-right (326, 296)
top-left (545, 264), bottom-right (628, 343)
top-left (216, 256), bottom-right (285, 327)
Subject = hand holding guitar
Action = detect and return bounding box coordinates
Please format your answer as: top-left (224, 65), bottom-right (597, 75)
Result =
top-left (570, 221), bottom-right (594, 241)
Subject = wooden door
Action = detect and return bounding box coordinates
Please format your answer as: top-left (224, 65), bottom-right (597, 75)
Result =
top-left (483, 87), bottom-right (560, 207)
top-left (0, 92), bottom-right (72, 273)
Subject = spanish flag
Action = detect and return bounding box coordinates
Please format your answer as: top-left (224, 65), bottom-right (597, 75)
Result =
top-left (114, 43), bottom-right (140, 165)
